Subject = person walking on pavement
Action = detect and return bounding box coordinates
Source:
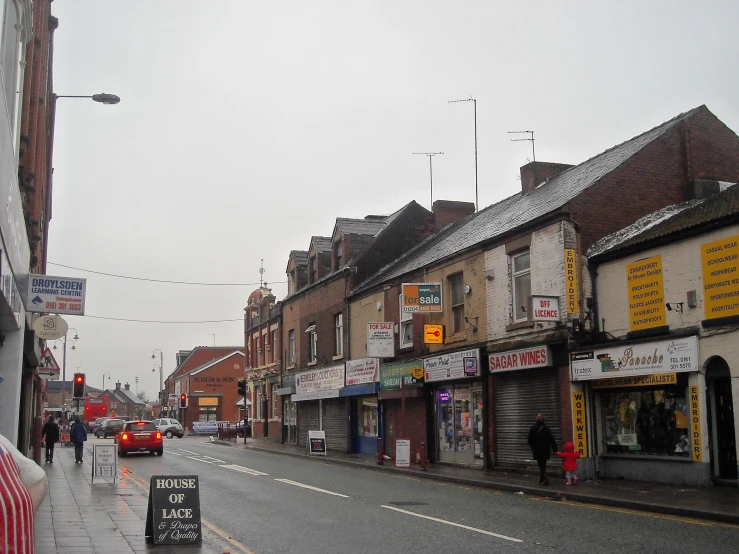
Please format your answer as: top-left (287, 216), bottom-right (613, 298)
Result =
top-left (70, 416), bottom-right (88, 463)
top-left (41, 415), bottom-right (60, 463)
top-left (556, 441), bottom-right (581, 485)
top-left (528, 413), bottom-right (558, 485)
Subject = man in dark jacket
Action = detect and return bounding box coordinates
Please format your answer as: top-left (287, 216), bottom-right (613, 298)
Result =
top-left (41, 416), bottom-right (60, 463)
top-left (528, 413), bottom-right (558, 485)
top-left (70, 416), bottom-right (88, 464)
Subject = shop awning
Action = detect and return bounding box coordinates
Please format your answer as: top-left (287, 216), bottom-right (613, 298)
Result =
top-left (235, 398), bottom-right (252, 406)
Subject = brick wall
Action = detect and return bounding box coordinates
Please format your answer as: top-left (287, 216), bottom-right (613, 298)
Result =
top-left (520, 162), bottom-right (574, 194)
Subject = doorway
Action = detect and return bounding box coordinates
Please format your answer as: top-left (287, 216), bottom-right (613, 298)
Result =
top-left (436, 383), bottom-right (483, 466)
top-left (706, 357), bottom-right (737, 481)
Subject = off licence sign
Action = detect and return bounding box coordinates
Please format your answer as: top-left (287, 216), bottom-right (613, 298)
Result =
top-left (402, 283), bottom-right (442, 313)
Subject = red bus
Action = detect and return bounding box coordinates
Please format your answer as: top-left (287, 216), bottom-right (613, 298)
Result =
top-left (83, 396), bottom-right (108, 428)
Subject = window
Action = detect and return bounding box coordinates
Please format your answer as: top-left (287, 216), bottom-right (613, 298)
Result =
top-left (310, 256), bottom-right (318, 283)
top-left (272, 388), bottom-right (278, 418)
top-left (449, 273), bottom-right (465, 334)
top-left (272, 330), bottom-right (278, 363)
top-left (512, 250), bottom-right (531, 322)
top-left (334, 313), bottom-right (343, 357)
top-left (335, 239), bottom-right (343, 269)
top-left (399, 293), bottom-right (413, 349)
top-left (602, 386), bottom-right (689, 457)
top-left (288, 269), bottom-right (297, 295)
top-left (358, 396), bottom-right (378, 437)
top-left (110, 402), bottom-right (117, 410)
top-left (1, 0), bottom-right (22, 140)
top-left (288, 329), bottom-right (295, 366)
top-left (306, 324), bottom-right (317, 363)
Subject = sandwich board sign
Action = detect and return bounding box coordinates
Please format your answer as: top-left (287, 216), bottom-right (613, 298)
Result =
top-left (92, 444), bottom-right (117, 483)
top-left (308, 430), bottom-right (326, 455)
top-left (146, 475), bottom-right (202, 545)
top-left (395, 439), bottom-right (411, 468)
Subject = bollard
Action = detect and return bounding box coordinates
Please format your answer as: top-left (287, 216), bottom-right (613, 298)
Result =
top-left (420, 441), bottom-right (427, 471)
top-left (377, 436), bottom-right (384, 465)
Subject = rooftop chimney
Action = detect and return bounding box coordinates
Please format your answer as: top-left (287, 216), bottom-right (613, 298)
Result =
top-left (124, 382), bottom-right (130, 391)
top-left (432, 200), bottom-right (476, 232)
top-left (115, 381), bottom-right (121, 390)
top-left (520, 161), bottom-right (573, 194)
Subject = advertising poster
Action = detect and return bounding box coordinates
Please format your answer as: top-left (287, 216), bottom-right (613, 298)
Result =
top-left (701, 235), bottom-right (739, 319)
top-left (345, 358), bottom-right (379, 386)
top-left (424, 349), bottom-right (480, 382)
top-left (626, 256), bottom-right (665, 331)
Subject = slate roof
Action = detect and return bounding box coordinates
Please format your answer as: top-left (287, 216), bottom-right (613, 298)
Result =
top-left (110, 387), bottom-right (145, 406)
top-left (588, 183), bottom-right (739, 259)
top-left (290, 250), bottom-right (309, 266)
top-left (310, 236), bottom-right (332, 253)
top-left (353, 106), bottom-right (704, 293)
top-left (335, 217), bottom-right (387, 237)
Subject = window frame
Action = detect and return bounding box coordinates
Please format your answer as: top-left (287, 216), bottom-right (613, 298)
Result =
top-left (449, 272), bottom-right (465, 334)
top-left (272, 387), bottom-right (279, 418)
top-left (306, 323), bottom-right (317, 363)
top-left (288, 329), bottom-right (296, 366)
top-left (334, 313), bottom-right (343, 357)
top-left (399, 293), bottom-right (413, 349)
top-left (511, 250), bottom-right (531, 322)
top-left (310, 255), bottom-right (318, 283)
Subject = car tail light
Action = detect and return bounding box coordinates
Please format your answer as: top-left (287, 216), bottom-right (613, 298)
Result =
top-left (121, 433), bottom-right (129, 441)
top-left (156, 433), bottom-right (162, 439)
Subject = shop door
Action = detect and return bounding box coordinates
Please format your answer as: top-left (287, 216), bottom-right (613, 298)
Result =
top-left (322, 398), bottom-right (347, 452)
top-left (437, 384), bottom-right (481, 465)
top-left (494, 368), bottom-right (561, 466)
top-left (297, 401), bottom-right (319, 448)
top-left (284, 399), bottom-right (297, 445)
top-left (713, 379), bottom-right (737, 479)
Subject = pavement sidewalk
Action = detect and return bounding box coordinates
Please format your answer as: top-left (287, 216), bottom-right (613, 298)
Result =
top-left (34, 443), bottom-right (224, 554)
top-left (213, 435), bottom-right (739, 524)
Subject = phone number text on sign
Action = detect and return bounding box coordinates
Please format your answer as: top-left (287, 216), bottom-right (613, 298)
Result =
top-left (26, 275), bottom-right (87, 316)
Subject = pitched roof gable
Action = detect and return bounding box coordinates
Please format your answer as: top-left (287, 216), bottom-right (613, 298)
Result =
top-left (188, 351), bottom-right (246, 376)
top-left (353, 106), bottom-right (705, 292)
top-left (588, 183), bottom-right (739, 259)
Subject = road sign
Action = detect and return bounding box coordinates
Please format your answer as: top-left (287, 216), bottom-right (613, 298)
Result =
top-left (37, 347), bottom-right (60, 380)
top-left (32, 315), bottom-right (68, 340)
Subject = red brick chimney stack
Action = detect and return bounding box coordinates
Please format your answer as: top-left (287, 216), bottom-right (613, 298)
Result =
top-left (520, 161), bottom-right (574, 194)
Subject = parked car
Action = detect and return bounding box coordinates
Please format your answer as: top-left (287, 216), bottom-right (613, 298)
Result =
top-left (94, 418), bottom-right (125, 438)
top-left (88, 417), bottom-right (108, 433)
top-left (117, 420), bottom-right (163, 457)
top-left (153, 418), bottom-right (184, 439)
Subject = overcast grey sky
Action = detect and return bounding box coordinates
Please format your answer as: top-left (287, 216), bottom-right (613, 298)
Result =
top-left (48, 1), bottom-right (739, 400)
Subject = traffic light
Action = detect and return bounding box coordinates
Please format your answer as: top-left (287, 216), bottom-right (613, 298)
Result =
top-left (237, 379), bottom-right (246, 397)
top-left (179, 393), bottom-right (188, 409)
top-left (73, 373), bottom-right (85, 398)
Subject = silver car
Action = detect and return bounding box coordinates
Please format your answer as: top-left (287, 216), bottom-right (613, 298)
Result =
top-left (153, 418), bottom-right (184, 438)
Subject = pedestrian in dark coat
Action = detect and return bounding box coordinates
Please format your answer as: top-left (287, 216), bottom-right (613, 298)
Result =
top-left (527, 413), bottom-right (558, 485)
top-left (70, 416), bottom-right (88, 463)
top-left (41, 416), bottom-right (60, 463)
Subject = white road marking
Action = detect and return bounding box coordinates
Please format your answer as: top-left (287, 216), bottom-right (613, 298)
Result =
top-left (186, 455), bottom-right (225, 464)
top-left (176, 448), bottom-right (200, 455)
top-left (167, 451), bottom-right (182, 456)
top-left (274, 479), bottom-right (349, 497)
top-left (221, 464), bottom-right (269, 476)
top-left (380, 505), bottom-right (522, 543)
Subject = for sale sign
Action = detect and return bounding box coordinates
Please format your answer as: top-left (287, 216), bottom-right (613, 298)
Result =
top-left (401, 283), bottom-right (442, 312)
top-left (367, 323), bottom-right (394, 358)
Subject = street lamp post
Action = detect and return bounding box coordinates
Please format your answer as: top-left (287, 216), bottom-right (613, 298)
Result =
top-left (53, 328), bottom-right (79, 426)
top-left (152, 349), bottom-right (164, 402)
top-left (102, 372), bottom-right (111, 391)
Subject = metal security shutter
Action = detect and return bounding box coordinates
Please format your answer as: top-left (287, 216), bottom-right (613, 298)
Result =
top-left (322, 398), bottom-right (347, 452)
top-left (494, 368), bottom-right (561, 466)
top-left (297, 401), bottom-right (319, 448)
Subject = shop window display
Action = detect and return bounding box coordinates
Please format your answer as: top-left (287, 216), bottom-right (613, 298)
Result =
top-left (358, 397), bottom-right (378, 437)
top-left (603, 388), bottom-right (689, 456)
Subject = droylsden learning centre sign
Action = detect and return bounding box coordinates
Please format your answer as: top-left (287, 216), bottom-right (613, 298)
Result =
top-left (26, 275), bottom-right (87, 316)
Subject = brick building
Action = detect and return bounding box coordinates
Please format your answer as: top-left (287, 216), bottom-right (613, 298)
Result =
top-left (348, 105), bottom-right (739, 475)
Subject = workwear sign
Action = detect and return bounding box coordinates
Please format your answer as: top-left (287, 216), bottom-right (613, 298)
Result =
top-left (701, 235), bottom-right (739, 320)
top-left (626, 256), bottom-right (665, 331)
top-left (401, 283), bottom-right (442, 312)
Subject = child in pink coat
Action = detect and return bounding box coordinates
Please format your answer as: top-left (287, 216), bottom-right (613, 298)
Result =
top-left (556, 441), bottom-right (581, 485)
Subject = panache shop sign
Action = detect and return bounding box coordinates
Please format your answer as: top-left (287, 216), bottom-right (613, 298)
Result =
top-left (571, 336), bottom-right (698, 381)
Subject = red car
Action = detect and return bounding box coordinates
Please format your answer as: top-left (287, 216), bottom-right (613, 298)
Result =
top-left (117, 420), bottom-right (163, 457)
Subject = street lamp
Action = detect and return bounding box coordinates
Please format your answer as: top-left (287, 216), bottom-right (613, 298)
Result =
top-left (52, 93), bottom-right (121, 105)
top-left (53, 328), bottom-right (79, 426)
top-left (152, 349), bottom-right (164, 401)
top-left (102, 372), bottom-right (111, 391)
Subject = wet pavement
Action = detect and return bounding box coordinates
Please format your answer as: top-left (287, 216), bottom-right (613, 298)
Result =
top-left (213, 434), bottom-right (739, 524)
top-left (34, 443), bottom-right (224, 554)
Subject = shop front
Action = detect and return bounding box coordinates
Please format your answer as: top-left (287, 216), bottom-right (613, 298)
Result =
top-left (341, 358), bottom-right (380, 455)
top-left (293, 364), bottom-right (347, 452)
top-left (571, 335), bottom-right (707, 486)
top-left (426, 348), bottom-right (484, 467)
top-left (378, 359), bottom-right (426, 459)
top-left (276, 373), bottom-right (297, 444)
top-left (195, 396), bottom-right (220, 422)
top-left (489, 345), bottom-right (563, 466)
